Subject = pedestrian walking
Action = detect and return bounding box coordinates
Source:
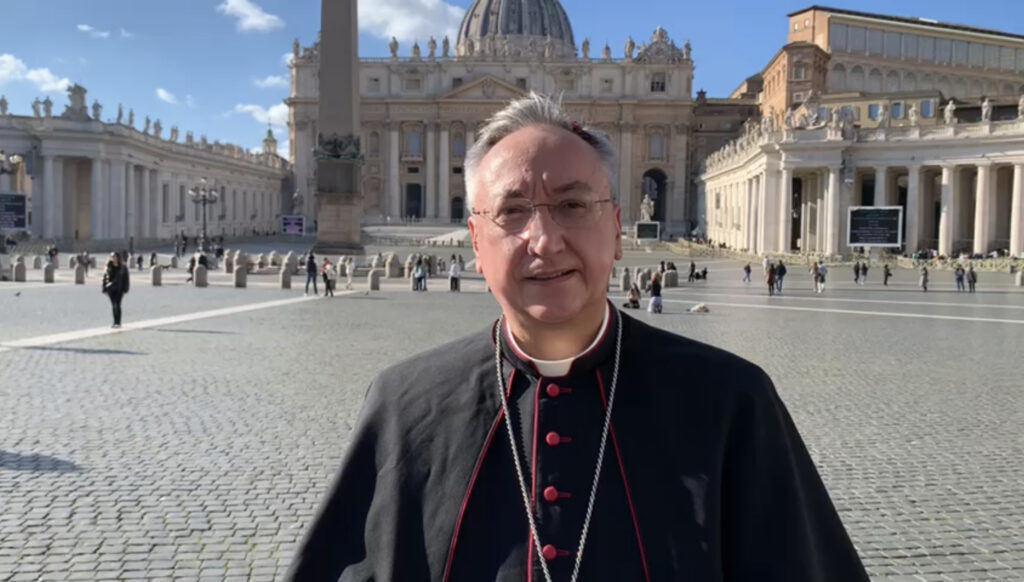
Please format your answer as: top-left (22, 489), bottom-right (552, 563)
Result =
top-left (860, 262), bottom-right (869, 283)
top-left (818, 263), bottom-right (828, 292)
top-left (967, 265), bottom-right (977, 293)
top-left (136, 254), bottom-right (144, 271)
top-left (883, 264), bottom-right (892, 286)
top-left (322, 259), bottom-right (335, 297)
top-left (186, 255), bottom-right (196, 283)
top-left (345, 258), bottom-right (355, 290)
top-left (810, 261), bottom-right (820, 292)
top-left (305, 253), bottom-right (319, 296)
top-left (775, 260), bottom-right (787, 294)
top-left (742, 263), bottom-right (751, 283)
top-left (688, 260), bottom-right (696, 282)
top-left (101, 252), bottom-right (130, 329)
top-left (448, 260), bottom-right (461, 292)
top-left (919, 265), bottom-right (929, 292)
top-left (413, 259), bottom-right (427, 291)
top-left (766, 263), bottom-right (776, 296)
top-left (853, 261), bottom-right (860, 284)
top-left (954, 265), bottom-right (966, 292)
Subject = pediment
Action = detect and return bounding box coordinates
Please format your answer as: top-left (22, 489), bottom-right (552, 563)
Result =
top-left (440, 76), bottom-right (526, 101)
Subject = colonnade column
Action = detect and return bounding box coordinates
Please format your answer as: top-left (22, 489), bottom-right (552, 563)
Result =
top-left (140, 168), bottom-right (152, 238)
top-left (425, 123), bottom-right (436, 219)
top-left (874, 166), bottom-right (888, 206)
top-left (745, 178), bottom-right (755, 251)
top-left (779, 167), bottom-right (793, 252)
top-left (42, 156), bottom-right (56, 238)
top-left (973, 163), bottom-right (992, 255)
top-left (1010, 164), bottom-right (1023, 257)
top-left (905, 166), bottom-right (921, 253)
top-left (439, 125), bottom-right (450, 221)
top-left (825, 165), bottom-right (841, 256)
top-left (389, 124), bottom-right (400, 218)
top-left (126, 164), bottom-right (137, 239)
top-left (90, 158), bottom-right (104, 239)
top-left (938, 166), bottom-right (955, 256)
top-left (110, 159), bottom-right (126, 240)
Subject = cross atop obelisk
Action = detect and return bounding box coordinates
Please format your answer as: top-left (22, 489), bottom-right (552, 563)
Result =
top-left (313, 0), bottom-right (364, 254)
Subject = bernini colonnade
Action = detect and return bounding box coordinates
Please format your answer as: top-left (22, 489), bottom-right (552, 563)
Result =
top-left (701, 116), bottom-right (1024, 258)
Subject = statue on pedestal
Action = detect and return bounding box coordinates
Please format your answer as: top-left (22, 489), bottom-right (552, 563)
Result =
top-left (32, 98), bottom-right (41, 118)
top-left (116, 104), bottom-right (123, 124)
top-left (625, 36), bottom-right (635, 60)
top-left (581, 38), bottom-right (590, 60)
top-left (427, 37), bottom-right (436, 59)
top-left (944, 99), bottom-right (957, 125)
top-left (877, 104), bottom-right (890, 128)
top-left (442, 36), bottom-right (450, 58)
top-left (683, 40), bottom-right (692, 60)
top-left (544, 35), bottom-right (554, 59)
top-left (389, 37), bottom-right (399, 59)
top-left (92, 100), bottom-right (102, 121)
top-left (981, 98), bottom-right (992, 122)
top-left (143, 116), bottom-right (151, 134)
top-left (466, 38), bottom-right (475, 57)
top-left (0, 95), bottom-right (7, 116)
top-left (411, 41), bottom-right (421, 60)
top-left (602, 43), bottom-right (611, 61)
top-left (908, 103), bottom-right (919, 126)
top-left (640, 194), bottom-right (655, 222)
top-left (127, 108), bottom-right (134, 127)
top-left (43, 97), bottom-right (53, 118)
top-left (185, 131), bottom-right (194, 146)
top-left (169, 126), bottom-right (179, 142)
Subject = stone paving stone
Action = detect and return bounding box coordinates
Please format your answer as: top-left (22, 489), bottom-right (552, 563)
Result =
top-left (1, 250), bottom-right (1022, 580)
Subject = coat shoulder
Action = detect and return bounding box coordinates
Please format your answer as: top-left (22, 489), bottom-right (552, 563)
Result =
top-left (371, 326), bottom-right (495, 403)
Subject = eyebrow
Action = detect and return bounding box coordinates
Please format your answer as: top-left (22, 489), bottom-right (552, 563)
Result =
top-left (493, 181), bottom-right (593, 202)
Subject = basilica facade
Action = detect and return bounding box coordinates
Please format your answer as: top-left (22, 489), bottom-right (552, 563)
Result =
top-left (286, 0), bottom-right (755, 236)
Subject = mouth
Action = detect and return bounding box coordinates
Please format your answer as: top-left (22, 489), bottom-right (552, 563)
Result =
top-left (525, 269), bottom-right (576, 283)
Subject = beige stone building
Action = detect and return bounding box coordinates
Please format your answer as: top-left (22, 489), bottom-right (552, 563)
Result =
top-left (286, 0), bottom-right (755, 236)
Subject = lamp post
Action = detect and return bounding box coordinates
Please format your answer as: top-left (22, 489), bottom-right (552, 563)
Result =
top-left (0, 150), bottom-right (24, 255)
top-left (188, 177), bottom-right (219, 254)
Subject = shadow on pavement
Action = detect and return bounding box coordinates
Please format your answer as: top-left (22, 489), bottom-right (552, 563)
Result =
top-left (18, 346), bottom-right (146, 356)
top-left (0, 450), bottom-right (82, 472)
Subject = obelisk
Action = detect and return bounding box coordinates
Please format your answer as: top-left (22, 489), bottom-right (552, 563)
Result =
top-left (313, 0), bottom-right (364, 254)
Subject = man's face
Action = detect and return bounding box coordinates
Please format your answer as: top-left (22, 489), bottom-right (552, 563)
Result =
top-left (467, 124), bottom-right (622, 325)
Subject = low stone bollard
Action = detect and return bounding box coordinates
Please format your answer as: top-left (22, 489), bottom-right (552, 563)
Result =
top-left (368, 268), bottom-right (381, 291)
top-left (170, 256), bottom-right (179, 269)
top-left (32, 256), bottom-right (43, 270)
top-left (280, 266), bottom-right (291, 289)
top-left (150, 265), bottom-right (162, 287)
top-left (619, 268), bottom-right (630, 292)
top-left (233, 265), bottom-right (247, 288)
top-left (223, 255), bottom-right (234, 274)
top-left (193, 265), bottom-right (208, 288)
top-left (663, 269), bottom-right (679, 288)
top-left (11, 260), bottom-right (26, 282)
top-left (43, 263), bottom-right (55, 283)
top-left (74, 264), bottom-right (86, 285)
top-left (1017, 271), bottom-right (1023, 287)
top-left (386, 256), bottom-right (401, 278)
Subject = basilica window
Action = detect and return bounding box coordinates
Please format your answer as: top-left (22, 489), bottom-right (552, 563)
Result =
top-left (452, 134), bottom-right (465, 158)
top-left (793, 64), bottom-right (806, 80)
top-left (601, 78), bottom-right (614, 94)
top-left (368, 77), bottom-right (381, 93)
top-left (868, 103), bottom-right (880, 120)
top-left (557, 77), bottom-right (576, 93)
top-left (648, 133), bottom-right (665, 161)
top-left (451, 77), bottom-right (463, 89)
top-left (920, 100), bottom-right (933, 118)
top-left (516, 78), bottom-right (528, 90)
top-left (650, 72), bottom-right (667, 93)
top-left (405, 128), bottom-right (423, 157)
top-left (403, 77), bottom-right (422, 92)
top-left (891, 102), bottom-right (903, 119)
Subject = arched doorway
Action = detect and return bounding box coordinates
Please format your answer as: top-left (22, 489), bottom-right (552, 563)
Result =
top-left (404, 184), bottom-right (423, 219)
top-left (450, 196), bottom-right (464, 223)
top-left (641, 169), bottom-right (667, 221)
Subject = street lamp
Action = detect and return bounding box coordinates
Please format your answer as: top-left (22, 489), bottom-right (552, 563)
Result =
top-left (188, 177), bottom-right (219, 254)
top-left (0, 150), bottom-right (24, 255)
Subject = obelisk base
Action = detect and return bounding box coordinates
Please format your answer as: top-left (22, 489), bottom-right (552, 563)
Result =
top-left (314, 159), bottom-right (365, 255)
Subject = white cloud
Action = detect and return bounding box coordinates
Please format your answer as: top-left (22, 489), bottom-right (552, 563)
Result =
top-left (254, 74), bottom-right (288, 89)
top-left (282, 51), bottom-right (295, 67)
top-left (234, 103), bottom-right (288, 128)
top-left (358, 0), bottom-right (464, 43)
top-left (77, 24), bottom-right (111, 39)
top-left (0, 54), bottom-right (70, 93)
top-left (186, 95), bottom-right (196, 108)
top-left (156, 88), bottom-right (178, 104)
top-left (120, 27), bottom-right (135, 39)
top-left (217, 0), bottom-right (284, 32)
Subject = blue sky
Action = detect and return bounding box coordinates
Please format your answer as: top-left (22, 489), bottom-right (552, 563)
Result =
top-left (1, 0), bottom-right (1020, 159)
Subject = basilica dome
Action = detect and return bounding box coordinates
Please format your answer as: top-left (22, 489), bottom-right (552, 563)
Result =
top-left (456, 0), bottom-right (576, 59)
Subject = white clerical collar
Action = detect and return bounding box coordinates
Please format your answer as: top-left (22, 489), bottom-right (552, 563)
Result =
top-left (505, 303), bottom-right (610, 378)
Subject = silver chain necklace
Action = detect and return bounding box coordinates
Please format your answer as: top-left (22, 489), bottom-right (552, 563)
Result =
top-left (493, 313), bottom-right (622, 582)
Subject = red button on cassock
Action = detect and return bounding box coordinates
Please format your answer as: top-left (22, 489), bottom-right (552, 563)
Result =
top-left (543, 486), bottom-right (570, 502)
top-left (546, 384), bottom-right (560, 398)
top-left (541, 544), bottom-right (569, 561)
top-left (545, 431), bottom-right (572, 446)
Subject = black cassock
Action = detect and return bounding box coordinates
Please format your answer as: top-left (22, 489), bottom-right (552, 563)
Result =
top-left (287, 305), bottom-right (869, 581)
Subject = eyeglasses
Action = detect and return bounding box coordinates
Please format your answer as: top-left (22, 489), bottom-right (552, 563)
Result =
top-left (472, 198), bottom-right (614, 232)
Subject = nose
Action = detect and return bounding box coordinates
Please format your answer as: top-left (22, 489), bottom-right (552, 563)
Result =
top-left (524, 205), bottom-right (566, 257)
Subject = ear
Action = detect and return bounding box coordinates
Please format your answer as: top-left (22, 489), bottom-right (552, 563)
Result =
top-left (467, 216), bottom-right (484, 274)
top-left (613, 204), bottom-right (623, 261)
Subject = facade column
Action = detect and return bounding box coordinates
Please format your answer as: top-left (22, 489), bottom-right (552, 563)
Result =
top-left (389, 125), bottom-right (400, 218)
top-left (799, 174), bottom-right (810, 253)
top-left (938, 165), bottom-right (955, 256)
top-left (439, 125), bottom-right (450, 221)
top-left (905, 166), bottom-right (921, 253)
top-left (756, 174), bottom-right (769, 254)
top-left (745, 178), bottom-right (755, 251)
top-left (425, 123), bottom-right (436, 219)
top-left (140, 168), bottom-right (151, 238)
top-left (110, 160), bottom-right (126, 240)
top-left (763, 170), bottom-right (778, 253)
top-left (125, 164), bottom-right (136, 238)
top-left (825, 165), bottom-right (841, 256)
top-left (41, 156), bottom-right (56, 238)
top-left (618, 124), bottom-right (634, 224)
top-left (874, 165), bottom-right (888, 206)
top-left (90, 158), bottom-right (104, 239)
top-left (1010, 164), bottom-right (1023, 257)
top-left (973, 163), bottom-right (993, 254)
top-left (779, 167), bottom-right (793, 252)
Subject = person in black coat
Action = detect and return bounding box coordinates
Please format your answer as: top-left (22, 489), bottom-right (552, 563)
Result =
top-left (101, 252), bottom-right (130, 328)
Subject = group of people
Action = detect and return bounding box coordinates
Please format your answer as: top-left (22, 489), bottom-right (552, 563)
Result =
top-left (302, 253), bottom-right (355, 297)
top-left (412, 254), bottom-right (466, 292)
top-left (745, 258), bottom-right (789, 296)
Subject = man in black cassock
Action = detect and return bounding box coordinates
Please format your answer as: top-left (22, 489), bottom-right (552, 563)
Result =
top-left (286, 93), bottom-right (869, 582)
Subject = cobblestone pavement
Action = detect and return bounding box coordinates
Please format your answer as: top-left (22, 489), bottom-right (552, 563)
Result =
top-left (1, 249), bottom-right (1022, 581)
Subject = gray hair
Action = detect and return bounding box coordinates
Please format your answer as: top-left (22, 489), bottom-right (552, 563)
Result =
top-left (464, 92), bottom-right (618, 210)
